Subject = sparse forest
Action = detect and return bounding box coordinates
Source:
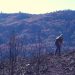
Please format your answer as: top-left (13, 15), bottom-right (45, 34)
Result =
top-left (0, 10), bottom-right (75, 75)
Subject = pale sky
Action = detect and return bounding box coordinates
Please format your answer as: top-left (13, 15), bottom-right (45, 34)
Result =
top-left (0, 0), bottom-right (75, 14)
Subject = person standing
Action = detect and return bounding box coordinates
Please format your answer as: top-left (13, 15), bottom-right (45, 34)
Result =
top-left (55, 34), bottom-right (63, 56)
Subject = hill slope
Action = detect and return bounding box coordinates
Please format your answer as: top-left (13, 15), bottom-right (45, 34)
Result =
top-left (0, 50), bottom-right (75, 75)
top-left (0, 10), bottom-right (75, 50)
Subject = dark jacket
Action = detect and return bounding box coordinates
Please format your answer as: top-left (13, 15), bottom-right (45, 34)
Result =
top-left (55, 36), bottom-right (63, 47)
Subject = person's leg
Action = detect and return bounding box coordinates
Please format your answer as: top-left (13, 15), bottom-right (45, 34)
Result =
top-left (55, 46), bottom-right (58, 55)
top-left (58, 46), bottom-right (61, 56)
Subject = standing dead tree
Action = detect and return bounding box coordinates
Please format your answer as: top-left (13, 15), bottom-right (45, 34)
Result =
top-left (0, 47), bottom-right (5, 75)
top-left (34, 30), bottom-right (42, 75)
top-left (8, 32), bottom-right (18, 75)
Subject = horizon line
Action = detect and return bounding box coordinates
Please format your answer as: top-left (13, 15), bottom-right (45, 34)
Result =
top-left (0, 9), bottom-right (75, 15)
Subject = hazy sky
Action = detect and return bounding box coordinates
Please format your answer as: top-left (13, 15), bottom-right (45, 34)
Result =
top-left (0, 0), bottom-right (75, 14)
